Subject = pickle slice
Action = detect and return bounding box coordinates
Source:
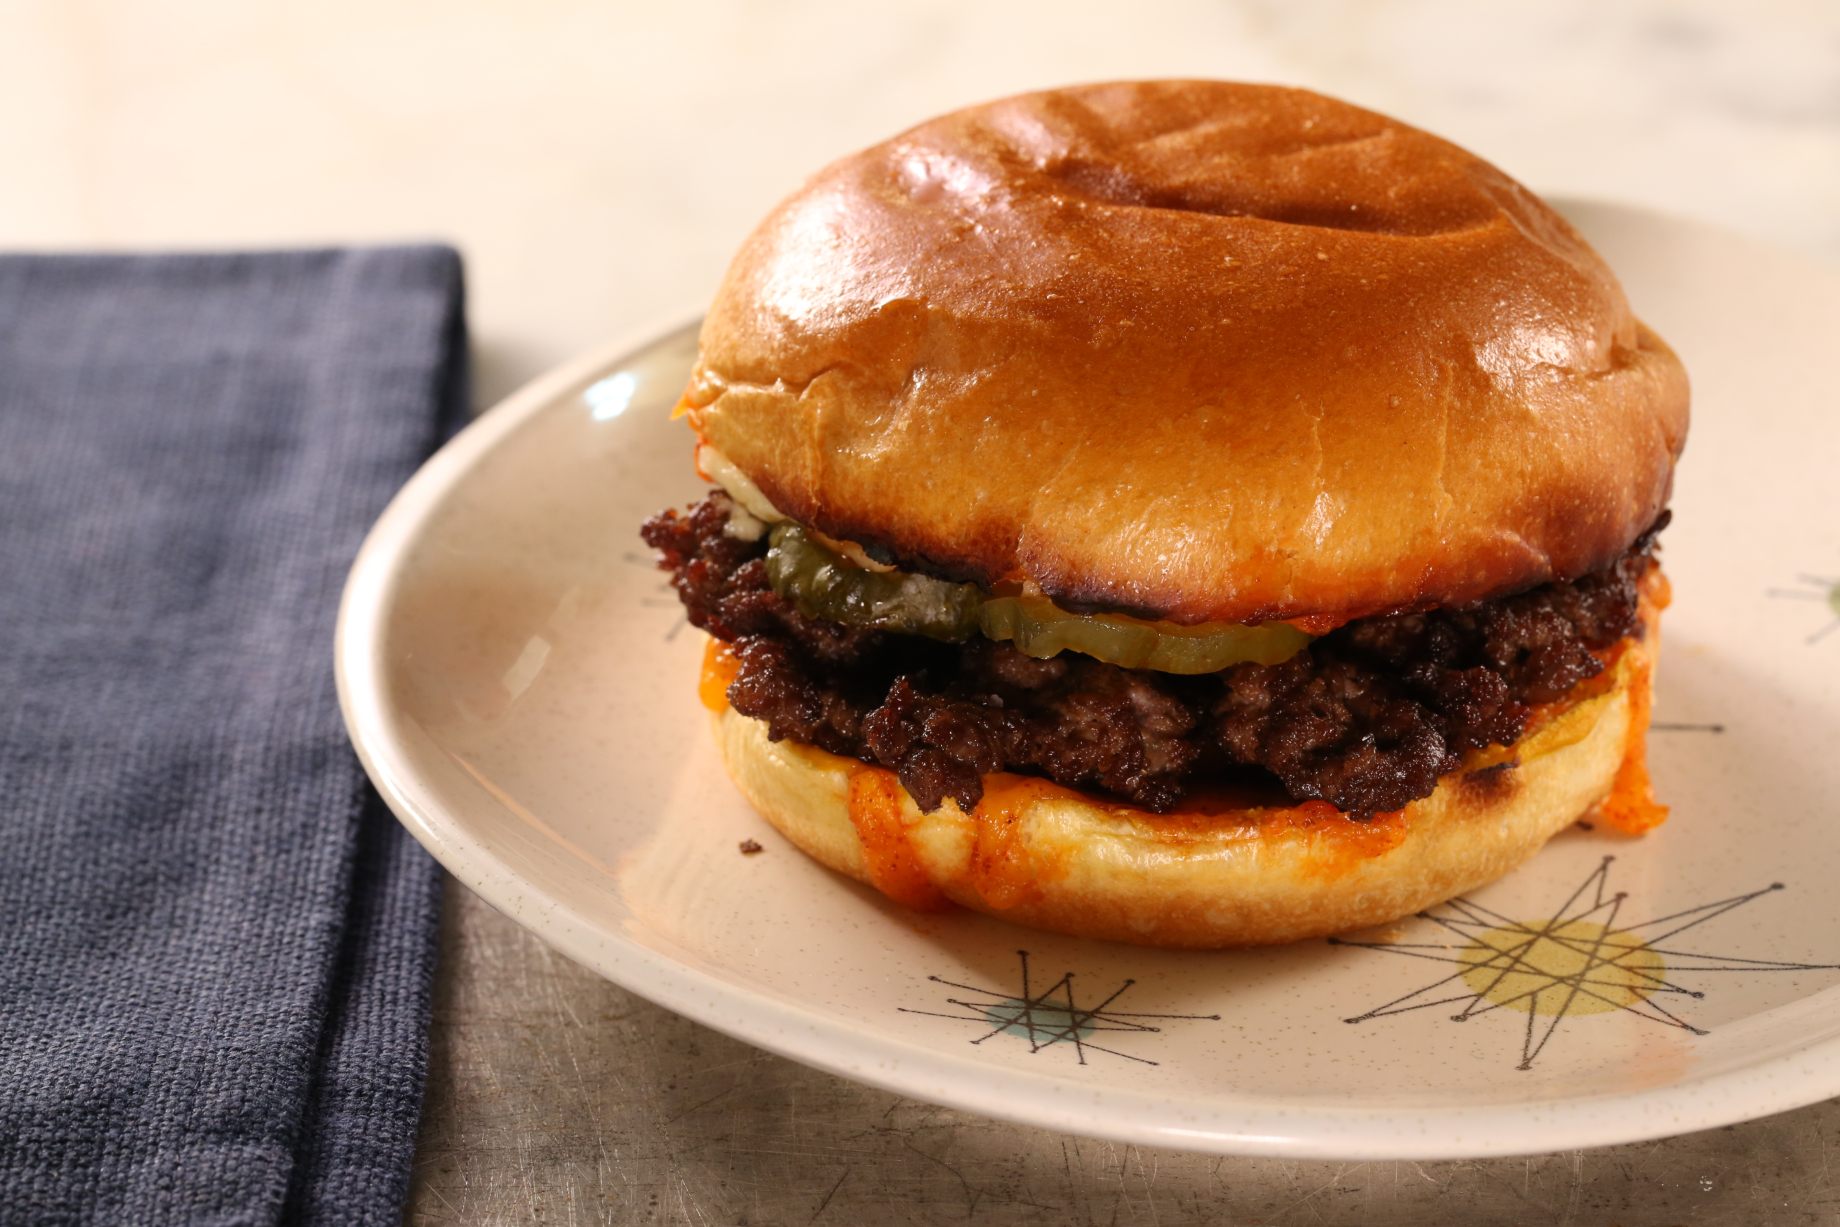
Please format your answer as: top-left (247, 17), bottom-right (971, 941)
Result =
top-left (766, 524), bottom-right (982, 641)
top-left (764, 523), bottom-right (1313, 671)
top-left (978, 596), bottom-right (1310, 672)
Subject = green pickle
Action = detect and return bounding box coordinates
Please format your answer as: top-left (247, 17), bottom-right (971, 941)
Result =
top-left (977, 596), bottom-right (1309, 672)
top-left (766, 525), bottom-right (983, 641)
top-left (765, 524), bottom-right (1312, 672)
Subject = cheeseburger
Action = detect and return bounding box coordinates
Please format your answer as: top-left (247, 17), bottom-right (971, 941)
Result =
top-left (642, 81), bottom-right (1688, 947)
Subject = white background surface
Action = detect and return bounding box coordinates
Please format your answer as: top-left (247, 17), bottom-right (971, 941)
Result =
top-left (8, 0), bottom-right (1839, 404)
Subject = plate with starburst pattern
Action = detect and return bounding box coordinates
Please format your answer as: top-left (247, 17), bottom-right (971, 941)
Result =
top-left (337, 201), bottom-right (1840, 1159)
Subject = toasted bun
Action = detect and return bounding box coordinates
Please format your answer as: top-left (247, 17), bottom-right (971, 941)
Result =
top-left (713, 638), bottom-right (1651, 948)
top-left (687, 80), bottom-right (1688, 625)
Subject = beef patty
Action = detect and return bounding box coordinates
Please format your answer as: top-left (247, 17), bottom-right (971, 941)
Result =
top-left (642, 493), bottom-right (1662, 819)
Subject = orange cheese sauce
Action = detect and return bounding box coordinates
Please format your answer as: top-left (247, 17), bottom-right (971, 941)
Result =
top-left (1276, 801), bottom-right (1409, 869)
top-left (1598, 648), bottom-right (1667, 834)
top-left (964, 776), bottom-right (1074, 910)
top-left (1595, 567), bottom-right (1671, 835)
top-left (836, 766), bottom-right (1413, 911)
top-left (845, 768), bottom-right (948, 910)
top-left (1643, 564), bottom-right (1673, 612)
top-left (1117, 793), bottom-right (1409, 879)
top-left (841, 770), bottom-right (1072, 912)
top-left (698, 638), bottom-right (740, 712)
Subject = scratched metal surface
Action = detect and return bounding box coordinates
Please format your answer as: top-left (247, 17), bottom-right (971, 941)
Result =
top-left (405, 881), bottom-right (1840, 1225)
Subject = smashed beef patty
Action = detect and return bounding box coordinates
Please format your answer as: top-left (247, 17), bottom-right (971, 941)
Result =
top-left (643, 493), bottom-right (1660, 819)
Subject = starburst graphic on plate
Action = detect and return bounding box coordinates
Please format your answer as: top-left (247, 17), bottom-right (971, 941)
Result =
top-left (900, 950), bottom-right (1220, 1066)
top-left (1767, 572), bottom-right (1840, 644)
top-left (1332, 857), bottom-right (1840, 1070)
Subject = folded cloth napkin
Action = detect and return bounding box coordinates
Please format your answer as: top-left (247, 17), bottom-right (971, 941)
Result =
top-left (0, 249), bottom-right (463, 1225)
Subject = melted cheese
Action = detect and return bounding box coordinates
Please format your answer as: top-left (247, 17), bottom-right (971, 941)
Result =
top-left (844, 768), bottom-right (947, 909)
top-left (698, 638), bottom-right (740, 712)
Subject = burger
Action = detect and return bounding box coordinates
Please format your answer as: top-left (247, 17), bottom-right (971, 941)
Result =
top-left (641, 80), bottom-right (1689, 947)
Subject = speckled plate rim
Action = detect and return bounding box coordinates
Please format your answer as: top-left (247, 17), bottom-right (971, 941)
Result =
top-left (337, 202), bottom-right (1840, 1160)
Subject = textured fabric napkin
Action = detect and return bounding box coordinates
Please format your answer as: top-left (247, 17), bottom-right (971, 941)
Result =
top-left (0, 249), bottom-right (462, 1225)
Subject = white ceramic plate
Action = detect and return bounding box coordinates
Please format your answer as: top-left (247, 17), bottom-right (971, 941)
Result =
top-left (338, 202), bottom-right (1840, 1160)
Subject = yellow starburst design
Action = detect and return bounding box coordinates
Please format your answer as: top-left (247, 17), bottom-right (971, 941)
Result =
top-left (1333, 857), bottom-right (1840, 1070)
top-left (1457, 920), bottom-right (1665, 1016)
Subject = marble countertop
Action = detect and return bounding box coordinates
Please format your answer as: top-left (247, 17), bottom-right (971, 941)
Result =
top-left (12, 2), bottom-right (1840, 1223)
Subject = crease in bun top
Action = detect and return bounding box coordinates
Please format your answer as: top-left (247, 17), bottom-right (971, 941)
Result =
top-left (642, 80), bottom-right (1690, 948)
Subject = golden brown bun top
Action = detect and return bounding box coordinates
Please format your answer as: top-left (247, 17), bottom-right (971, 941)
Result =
top-left (686, 80), bottom-right (1689, 624)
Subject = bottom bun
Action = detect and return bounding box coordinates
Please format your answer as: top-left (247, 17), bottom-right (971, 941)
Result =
top-left (712, 639), bottom-right (1655, 948)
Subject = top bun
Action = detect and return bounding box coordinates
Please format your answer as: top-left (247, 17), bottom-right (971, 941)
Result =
top-left (685, 80), bottom-right (1688, 626)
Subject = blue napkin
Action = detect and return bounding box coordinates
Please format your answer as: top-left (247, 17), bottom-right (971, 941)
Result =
top-left (0, 249), bottom-right (462, 1225)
